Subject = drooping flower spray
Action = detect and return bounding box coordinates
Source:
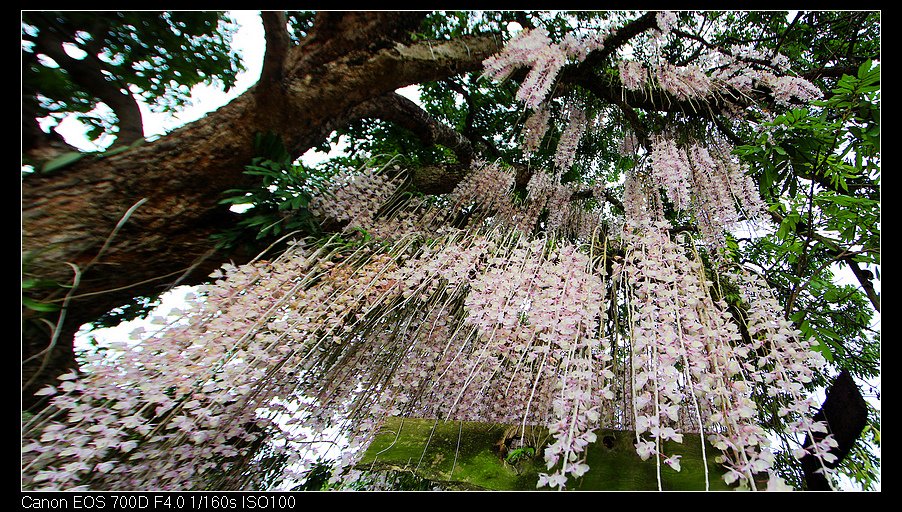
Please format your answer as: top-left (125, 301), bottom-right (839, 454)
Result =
top-left (23, 13), bottom-right (836, 492)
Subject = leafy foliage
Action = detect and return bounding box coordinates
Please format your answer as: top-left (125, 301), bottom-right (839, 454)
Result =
top-left (214, 133), bottom-right (331, 249)
top-left (734, 60), bottom-right (879, 371)
top-left (730, 59), bottom-right (880, 490)
top-left (22, 11), bottom-right (244, 144)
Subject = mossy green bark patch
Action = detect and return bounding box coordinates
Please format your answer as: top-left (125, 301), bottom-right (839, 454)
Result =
top-left (358, 416), bottom-right (541, 490)
top-left (358, 417), bottom-right (733, 491)
top-left (578, 429), bottom-right (733, 491)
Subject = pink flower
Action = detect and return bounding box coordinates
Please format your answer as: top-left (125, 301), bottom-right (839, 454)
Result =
top-left (554, 108), bottom-right (587, 171)
top-left (656, 11), bottom-right (678, 35)
top-left (619, 60), bottom-right (647, 91)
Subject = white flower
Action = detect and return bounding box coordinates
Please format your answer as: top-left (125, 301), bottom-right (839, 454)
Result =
top-left (34, 385), bottom-right (57, 396)
top-left (766, 472), bottom-right (795, 491)
top-left (636, 440), bottom-right (657, 460)
top-left (664, 454), bottom-right (682, 472)
top-left (95, 461), bottom-right (115, 474)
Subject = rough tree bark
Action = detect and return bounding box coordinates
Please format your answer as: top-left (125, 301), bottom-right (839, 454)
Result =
top-left (21, 11), bottom-right (503, 408)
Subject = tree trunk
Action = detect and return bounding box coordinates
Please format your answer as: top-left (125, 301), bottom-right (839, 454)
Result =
top-left (21, 14), bottom-right (501, 408)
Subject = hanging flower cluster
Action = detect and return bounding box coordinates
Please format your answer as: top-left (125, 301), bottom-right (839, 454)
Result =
top-left (482, 27), bottom-right (602, 109)
top-left (645, 136), bottom-right (767, 249)
top-left (688, 142), bottom-right (767, 247)
top-left (367, 199), bottom-right (427, 242)
top-left (619, 131), bottom-right (640, 156)
top-left (522, 106), bottom-right (551, 156)
top-left (704, 47), bottom-right (820, 110)
top-left (618, 217), bottom-right (798, 489)
top-left (481, 28), bottom-right (569, 109)
top-left (619, 60), bottom-right (648, 92)
top-left (727, 270), bottom-right (836, 468)
top-left (532, 246), bottom-right (610, 489)
top-left (650, 137), bottom-right (693, 211)
top-left (309, 168), bottom-right (402, 231)
top-left (501, 170), bottom-right (552, 235)
top-left (656, 63), bottom-right (713, 101)
top-left (23, 258), bottom-right (303, 490)
top-left (447, 159), bottom-right (515, 214)
top-left (622, 170), bottom-right (664, 226)
top-left (554, 107), bottom-right (587, 171)
top-left (758, 73), bottom-right (823, 107)
top-left (23, 16), bottom-right (839, 493)
top-left (22, 149), bottom-right (832, 491)
top-left (655, 11), bottom-right (679, 36)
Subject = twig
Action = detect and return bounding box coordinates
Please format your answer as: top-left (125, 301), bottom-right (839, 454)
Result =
top-left (23, 197), bottom-right (148, 391)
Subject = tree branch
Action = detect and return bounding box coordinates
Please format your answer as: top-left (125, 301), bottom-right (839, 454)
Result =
top-left (258, 11), bottom-right (291, 90)
top-left (279, 33), bottom-right (503, 158)
top-left (443, 79), bottom-right (476, 138)
top-left (30, 14), bottom-right (144, 146)
top-left (442, 78), bottom-right (502, 159)
top-left (768, 209), bottom-right (879, 313)
top-left (510, 12), bottom-right (659, 102)
top-left (571, 187), bottom-right (625, 212)
top-left (353, 92), bottom-right (476, 167)
top-left (577, 12), bottom-right (659, 71)
top-left (290, 12), bottom-right (426, 70)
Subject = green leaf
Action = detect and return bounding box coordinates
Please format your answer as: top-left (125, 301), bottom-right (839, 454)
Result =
top-left (219, 195), bottom-right (254, 205)
top-left (857, 59), bottom-right (873, 79)
top-left (23, 296), bottom-right (61, 313)
top-left (787, 177), bottom-right (798, 199)
top-left (101, 146), bottom-right (131, 158)
top-left (22, 278), bottom-right (61, 290)
top-left (41, 152), bottom-right (87, 174)
top-left (776, 212), bottom-right (799, 240)
top-left (811, 339), bottom-right (835, 362)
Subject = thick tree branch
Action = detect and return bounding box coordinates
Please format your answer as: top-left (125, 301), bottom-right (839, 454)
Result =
top-left (354, 92), bottom-right (475, 166)
top-left (291, 12), bottom-right (426, 70)
top-left (505, 12), bottom-right (659, 109)
top-left (279, 33), bottom-right (503, 157)
top-left (609, 92), bottom-right (651, 149)
top-left (258, 11), bottom-right (291, 90)
top-left (552, 13), bottom-right (748, 129)
top-left (409, 161), bottom-right (533, 196)
top-left (409, 164), bottom-right (471, 195)
top-left (577, 12), bottom-right (659, 71)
